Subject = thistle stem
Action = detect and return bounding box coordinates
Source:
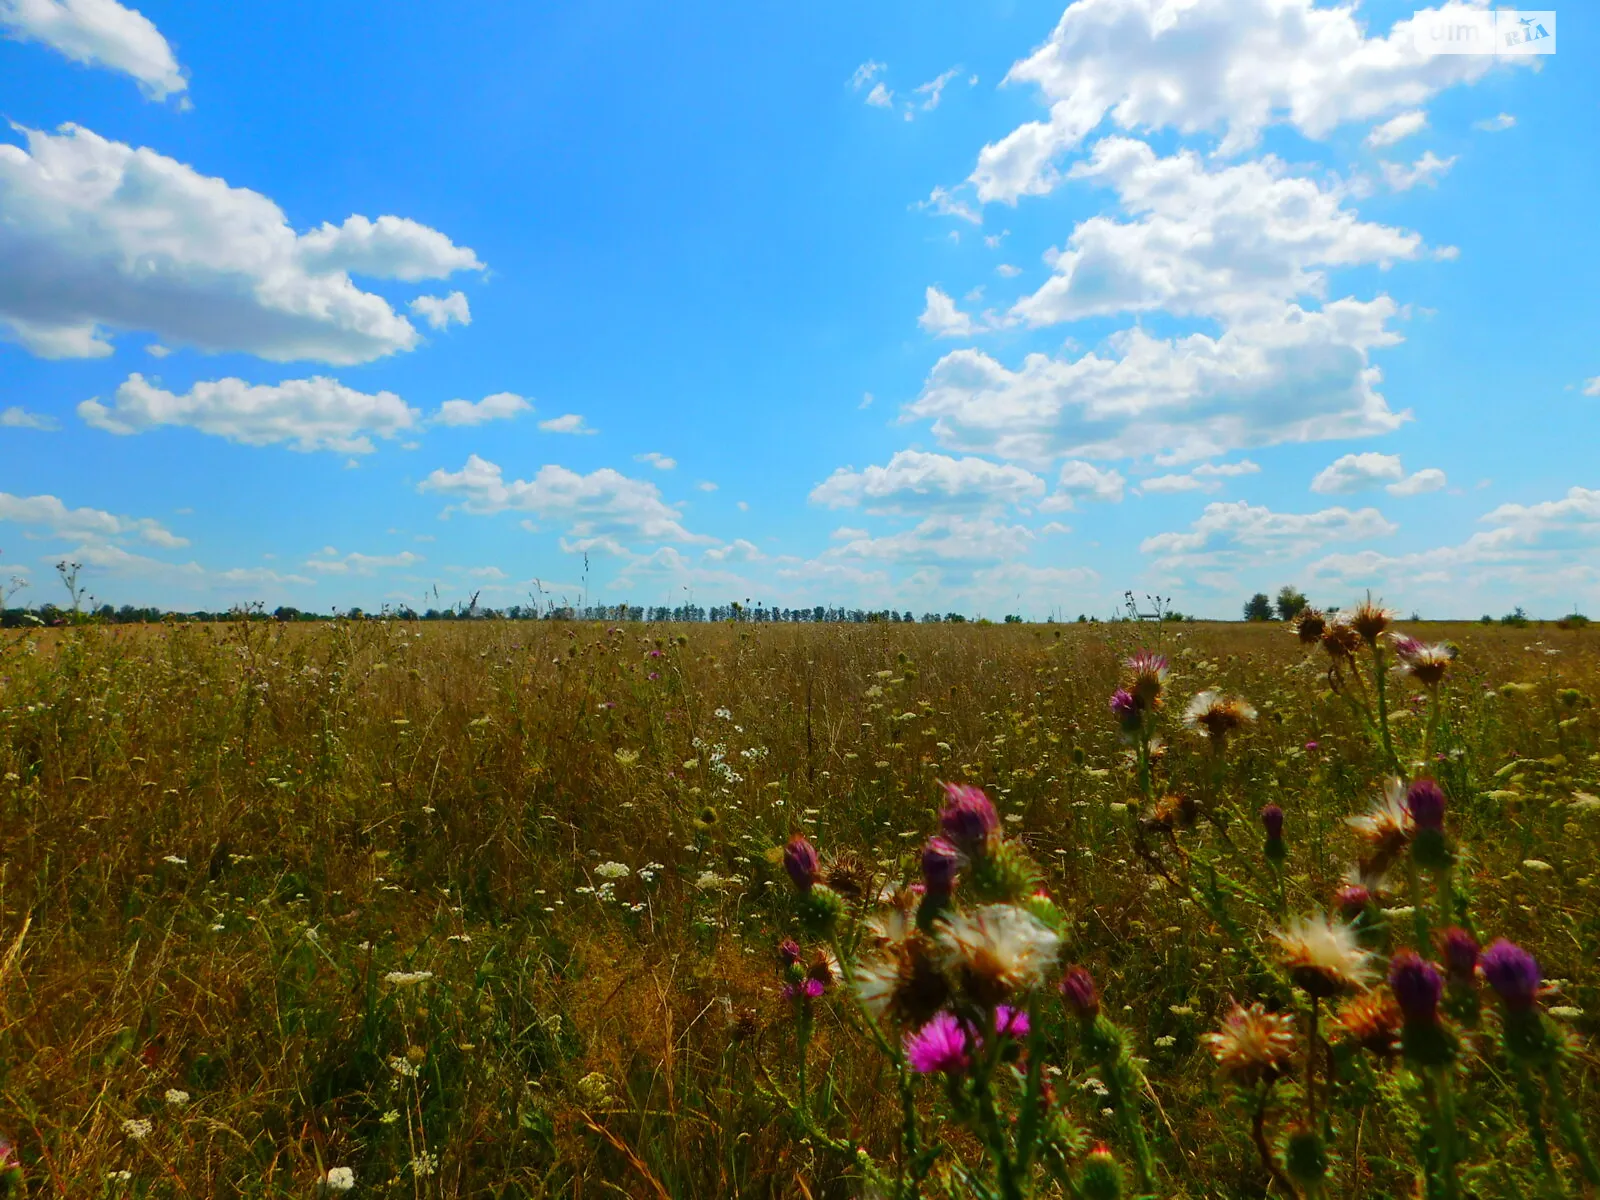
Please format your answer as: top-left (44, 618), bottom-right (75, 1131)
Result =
top-left (1426, 1066), bottom-right (1462, 1200)
top-left (1371, 644), bottom-right (1401, 775)
top-left (1545, 1059), bottom-right (1600, 1186)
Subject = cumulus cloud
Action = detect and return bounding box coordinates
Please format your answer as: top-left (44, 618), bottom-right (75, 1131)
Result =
top-left (0, 0), bottom-right (185, 99)
top-left (1366, 110), bottom-right (1428, 147)
top-left (1380, 151), bottom-right (1456, 191)
top-left (865, 82), bottom-right (893, 109)
top-left (1138, 460), bottom-right (1261, 494)
top-left (908, 298), bottom-right (1405, 465)
top-left (79, 374), bottom-right (419, 453)
top-left (917, 287), bottom-right (976, 337)
top-left (538, 414), bottom-right (596, 435)
top-left (635, 451), bottom-right (676, 470)
top-left (409, 291), bottom-right (471, 331)
top-left (969, 0), bottom-right (1519, 203)
top-left (1312, 452), bottom-right (1444, 496)
top-left (1, 405), bottom-right (57, 430)
top-left (303, 548), bottom-right (424, 575)
top-left (704, 538), bottom-right (764, 563)
top-left (1388, 467), bottom-right (1447, 496)
top-left (1010, 138), bottom-right (1423, 326)
top-left (0, 489), bottom-right (185, 547)
top-left (433, 392), bottom-right (529, 427)
top-left (0, 124), bottom-right (480, 363)
top-left (850, 60), bottom-right (884, 90)
top-left (419, 454), bottom-right (703, 544)
top-left (1584, 377), bottom-right (1600, 397)
top-left (826, 514), bottom-right (1036, 565)
top-left (1475, 112), bottom-right (1515, 132)
top-left (1045, 460), bottom-right (1127, 509)
top-left (810, 450), bottom-right (1046, 512)
top-left (1141, 501), bottom-right (1397, 571)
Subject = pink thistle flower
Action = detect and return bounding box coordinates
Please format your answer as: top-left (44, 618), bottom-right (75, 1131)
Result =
top-left (904, 1011), bottom-right (970, 1075)
top-left (939, 784), bottom-right (999, 854)
top-left (783, 835), bottom-right (820, 892)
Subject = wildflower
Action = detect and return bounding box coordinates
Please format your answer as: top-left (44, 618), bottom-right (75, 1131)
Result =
top-left (1347, 778), bottom-right (1414, 877)
top-left (163, 1089), bottom-right (189, 1106)
top-left (1201, 1001), bottom-right (1297, 1085)
top-left (1108, 688), bottom-right (1142, 733)
top-left (693, 806), bottom-right (719, 832)
top-left (1437, 927), bottom-right (1480, 984)
top-left (1334, 991), bottom-right (1401, 1055)
top-left (1274, 913), bottom-right (1375, 997)
top-left (1480, 940), bottom-right (1540, 1012)
top-left (1079, 1142), bottom-right (1125, 1200)
top-left (575, 1071), bottom-right (615, 1106)
top-left (934, 904), bottom-right (1060, 1006)
top-left (106, 1170), bottom-right (133, 1184)
top-left (594, 861), bottom-right (631, 880)
top-left (777, 937), bottom-right (803, 969)
top-left (1145, 793), bottom-right (1197, 833)
top-left (1335, 883), bottom-right (1371, 923)
top-left (1392, 636), bottom-right (1455, 685)
top-left (1123, 650), bottom-right (1168, 707)
top-left (1404, 779), bottom-right (1447, 833)
top-left (1060, 965), bottom-right (1100, 1020)
top-left (380, 1110), bottom-right (401, 1125)
top-left (993, 1005), bottom-right (1030, 1039)
top-left (1349, 596), bottom-right (1396, 646)
top-left (904, 1011), bottom-right (971, 1075)
top-left (1182, 691), bottom-right (1257, 750)
top-left (122, 1118), bottom-right (153, 1140)
top-left (1292, 608), bottom-right (1327, 645)
top-left (410, 1152), bottom-right (438, 1177)
top-left (388, 1056), bottom-right (419, 1077)
top-left (1320, 619), bottom-right (1362, 660)
top-left (1260, 803), bottom-right (1286, 862)
top-left (855, 924), bottom-right (950, 1029)
top-left (938, 783), bottom-right (999, 855)
top-left (323, 1166), bottom-right (356, 1192)
top-left (384, 970), bottom-right (434, 988)
top-left (821, 849), bottom-right (873, 900)
top-left (782, 835), bottom-right (820, 892)
top-left (920, 836), bottom-right (960, 896)
top-left (1388, 952), bottom-right (1443, 1025)
top-left (805, 948), bottom-right (841, 993)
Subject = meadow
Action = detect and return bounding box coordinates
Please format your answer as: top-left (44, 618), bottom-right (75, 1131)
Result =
top-left (0, 612), bottom-right (1595, 1197)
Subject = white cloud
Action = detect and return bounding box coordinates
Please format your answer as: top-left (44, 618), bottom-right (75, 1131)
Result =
top-left (79, 374), bottom-right (419, 454)
top-left (0, 124), bottom-right (479, 363)
top-left (918, 286), bottom-right (976, 337)
top-left (704, 538), bottom-right (764, 563)
top-left (0, 490), bottom-right (185, 546)
top-left (1048, 460), bottom-right (1126, 507)
top-left (635, 451), bottom-right (676, 470)
top-left (850, 60), bottom-right (884, 90)
top-left (696, 480), bottom-right (718, 492)
top-left (1388, 467), bottom-right (1447, 496)
top-left (919, 185), bottom-right (982, 225)
top-left (303, 548), bottom-right (424, 575)
top-left (1366, 110), bottom-right (1428, 147)
top-left (409, 291), bottom-right (471, 331)
top-left (433, 391), bottom-right (529, 427)
top-left (1011, 138), bottom-right (1423, 326)
top-left (538, 414), bottom-right (596, 435)
top-left (1311, 451), bottom-right (1404, 493)
top-left (1584, 377), bottom-right (1600, 397)
top-left (1141, 500), bottom-right (1397, 562)
top-left (914, 67), bottom-right (961, 112)
top-left (1139, 459), bottom-right (1260, 494)
top-left (865, 82), bottom-right (893, 109)
top-left (908, 298), bottom-right (1405, 465)
top-left (826, 514), bottom-right (1036, 565)
top-left (969, 0), bottom-right (1518, 203)
top-left (1475, 112), bottom-right (1515, 132)
top-left (0, 0), bottom-right (185, 99)
top-left (995, 263), bottom-right (1021, 278)
top-left (1380, 151), bottom-right (1456, 191)
top-left (810, 450), bottom-right (1046, 512)
top-left (419, 454), bottom-right (703, 543)
top-left (1, 405), bottom-right (57, 430)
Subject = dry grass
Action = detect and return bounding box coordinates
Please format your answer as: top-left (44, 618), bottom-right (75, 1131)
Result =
top-left (0, 617), bottom-right (1596, 1196)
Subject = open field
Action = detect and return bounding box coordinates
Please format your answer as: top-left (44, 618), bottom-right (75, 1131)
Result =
top-left (0, 616), bottom-right (1597, 1197)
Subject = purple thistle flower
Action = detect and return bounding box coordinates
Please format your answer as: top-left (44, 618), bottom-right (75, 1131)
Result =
top-left (921, 836), bottom-right (960, 895)
top-left (1388, 951), bottom-right (1443, 1025)
top-left (1060, 965), bottom-right (1099, 1020)
top-left (1109, 688), bottom-right (1142, 731)
top-left (1437, 927), bottom-right (1480, 984)
top-left (777, 938), bottom-right (802, 968)
top-left (803, 978), bottom-right (825, 998)
top-left (1405, 779), bottom-right (1447, 833)
top-left (783, 835), bottom-right (820, 892)
top-left (1304, 740), bottom-right (1319, 752)
top-left (1480, 939), bottom-right (1541, 1012)
top-left (1335, 884), bottom-right (1371, 922)
top-left (939, 783), bottom-right (999, 853)
top-left (1260, 804), bottom-right (1285, 842)
top-left (904, 1011), bottom-right (971, 1075)
top-left (994, 1005), bottom-right (1030, 1040)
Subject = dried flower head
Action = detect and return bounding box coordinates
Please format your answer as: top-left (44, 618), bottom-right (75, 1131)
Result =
top-left (1333, 990), bottom-right (1401, 1055)
top-left (1349, 596), bottom-right (1396, 645)
top-left (822, 848), bottom-right (873, 900)
top-left (1321, 619), bottom-right (1362, 660)
top-left (1202, 1001), bottom-right (1298, 1085)
top-left (1392, 635), bottom-right (1456, 686)
top-left (1293, 608), bottom-right (1328, 644)
top-left (855, 915), bottom-right (951, 1029)
top-left (1182, 691), bottom-right (1257, 749)
top-left (1274, 913), bottom-right (1375, 998)
top-left (934, 903), bottom-right (1061, 1006)
top-left (1124, 650), bottom-right (1169, 707)
top-left (1347, 778), bottom-right (1414, 877)
top-left (1145, 792), bottom-right (1198, 833)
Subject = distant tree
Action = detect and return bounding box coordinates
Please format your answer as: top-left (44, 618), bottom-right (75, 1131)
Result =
top-left (1499, 606), bottom-right (1530, 628)
top-left (1243, 593), bottom-right (1274, 622)
top-left (1275, 585), bottom-right (1308, 621)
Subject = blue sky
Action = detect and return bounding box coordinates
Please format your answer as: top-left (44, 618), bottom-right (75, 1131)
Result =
top-left (0, 0), bottom-right (1595, 619)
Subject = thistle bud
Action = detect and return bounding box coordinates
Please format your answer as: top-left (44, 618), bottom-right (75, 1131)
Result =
top-left (1260, 803), bottom-right (1286, 862)
top-left (1061, 965), bottom-right (1099, 1020)
top-left (1437, 927), bottom-right (1480, 984)
top-left (939, 783), bottom-right (999, 855)
top-left (920, 836), bottom-right (960, 896)
top-left (1078, 1143), bottom-right (1124, 1200)
top-left (783, 835), bottom-right (820, 892)
top-left (1405, 779), bottom-right (1447, 833)
top-left (1336, 884), bottom-right (1371, 923)
top-left (1388, 951), bottom-right (1443, 1025)
top-left (1109, 688), bottom-right (1142, 732)
top-left (1285, 1127), bottom-right (1329, 1188)
top-left (1480, 939), bottom-right (1540, 1013)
